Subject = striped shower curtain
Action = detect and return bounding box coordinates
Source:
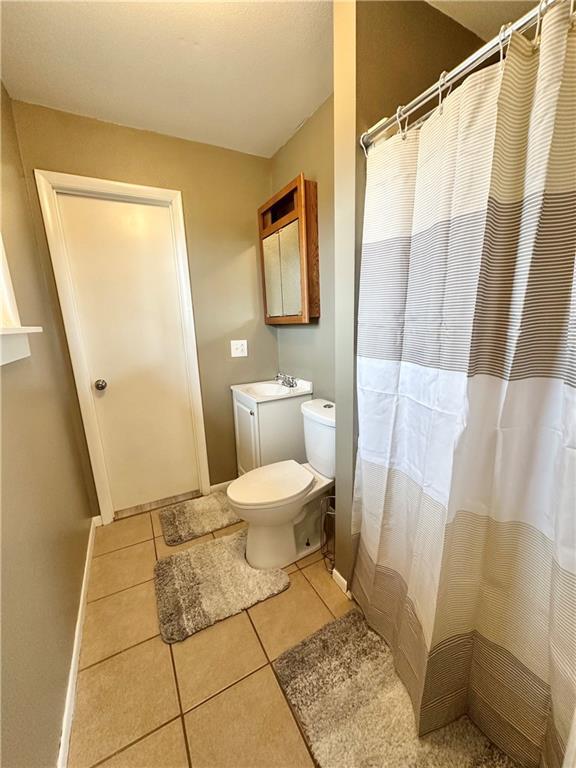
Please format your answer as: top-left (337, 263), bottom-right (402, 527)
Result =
top-left (352, 4), bottom-right (575, 767)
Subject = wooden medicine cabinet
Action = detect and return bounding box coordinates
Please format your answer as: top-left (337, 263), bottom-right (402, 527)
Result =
top-left (258, 173), bottom-right (319, 325)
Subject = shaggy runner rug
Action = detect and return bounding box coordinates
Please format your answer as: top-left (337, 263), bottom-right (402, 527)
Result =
top-left (274, 610), bottom-right (518, 768)
top-left (159, 491), bottom-right (240, 545)
top-left (154, 531), bottom-right (289, 642)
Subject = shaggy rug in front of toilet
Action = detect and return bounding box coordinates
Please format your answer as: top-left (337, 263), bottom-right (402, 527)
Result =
top-left (159, 491), bottom-right (241, 545)
top-left (274, 610), bottom-right (518, 768)
top-left (154, 530), bottom-right (289, 642)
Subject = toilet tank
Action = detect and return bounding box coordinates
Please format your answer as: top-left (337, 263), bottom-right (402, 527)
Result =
top-left (301, 399), bottom-right (336, 478)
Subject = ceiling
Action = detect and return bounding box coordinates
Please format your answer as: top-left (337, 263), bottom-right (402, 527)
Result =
top-left (2, 1), bottom-right (537, 158)
top-left (428, 1), bottom-right (536, 41)
top-left (1, 1), bottom-right (333, 158)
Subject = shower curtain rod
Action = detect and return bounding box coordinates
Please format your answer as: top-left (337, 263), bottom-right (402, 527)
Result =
top-left (360, 0), bottom-right (567, 151)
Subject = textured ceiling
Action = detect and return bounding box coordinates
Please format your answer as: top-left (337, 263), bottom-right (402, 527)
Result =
top-left (1, 1), bottom-right (333, 158)
top-left (428, 1), bottom-right (536, 41)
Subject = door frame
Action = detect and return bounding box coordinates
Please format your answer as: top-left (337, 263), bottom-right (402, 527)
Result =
top-left (35, 169), bottom-right (211, 524)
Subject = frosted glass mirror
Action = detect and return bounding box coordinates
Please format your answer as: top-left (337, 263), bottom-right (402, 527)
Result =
top-left (279, 221), bottom-right (302, 316)
top-left (262, 233), bottom-right (283, 317)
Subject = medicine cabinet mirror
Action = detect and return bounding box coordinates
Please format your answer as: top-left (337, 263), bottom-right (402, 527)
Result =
top-left (257, 173), bottom-right (320, 325)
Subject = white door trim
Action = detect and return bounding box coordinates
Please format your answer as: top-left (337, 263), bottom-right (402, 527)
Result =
top-left (35, 169), bottom-right (211, 524)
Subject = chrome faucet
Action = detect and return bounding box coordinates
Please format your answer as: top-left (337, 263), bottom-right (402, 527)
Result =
top-left (275, 372), bottom-right (298, 388)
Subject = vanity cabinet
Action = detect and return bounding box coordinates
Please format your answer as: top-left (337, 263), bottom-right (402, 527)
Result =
top-left (258, 173), bottom-right (320, 325)
top-left (231, 385), bottom-right (313, 475)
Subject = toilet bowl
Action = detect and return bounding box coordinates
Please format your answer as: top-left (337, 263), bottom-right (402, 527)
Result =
top-left (227, 399), bottom-right (335, 569)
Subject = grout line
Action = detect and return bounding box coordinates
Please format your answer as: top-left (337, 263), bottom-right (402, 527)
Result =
top-left (180, 660), bottom-right (269, 717)
top-left (299, 566), bottom-right (338, 619)
top-left (180, 717), bottom-right (193, 768)
top-left (292, 563), bottom-right (340, 621)
top-left (299, 560), bottom-right (357, 620)
top-left (247, 604), bottom-right (318, 768)
top-left (245, 608), bottom-right (272, 663)
top-left (164, 601), bottom-right (193, 768)
top-left (79, 634), bottom-right (161, 672)
top-left (294, 551), bottom-right (323, 570)
top-left (169, 645), bottom-right (194, 768)
top-left (86, 577), bottom-right (155, 604)
top-left (92, 536), bottom-right (154, 560)
top-left (88, 715), bottom-right (182, 768)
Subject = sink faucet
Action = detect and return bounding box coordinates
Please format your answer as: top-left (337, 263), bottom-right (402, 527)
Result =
top-left (275, 372), bottom-right (298, 388)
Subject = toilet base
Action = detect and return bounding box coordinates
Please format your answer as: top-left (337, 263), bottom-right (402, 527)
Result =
top-left (245, 522), bottom-right (297, 570)
top-left (244, 492), bottom-right (326, 570)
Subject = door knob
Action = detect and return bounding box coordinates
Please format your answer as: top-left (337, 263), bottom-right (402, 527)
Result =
top-left (94, 379), bottom-right (107, 391)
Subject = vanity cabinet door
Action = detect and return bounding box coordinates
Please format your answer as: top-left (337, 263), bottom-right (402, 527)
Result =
top-left (233, 397), bottom-right (260, 474)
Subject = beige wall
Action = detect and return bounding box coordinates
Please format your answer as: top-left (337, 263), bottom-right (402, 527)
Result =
top-left (1, 85), bottom-right (96, 767)
top-left (270, 97), bottom-right (335, 401)
top-left (333, 1), bottom-right (482, 582)
top-left (10, 100), bottom-right (278, 485)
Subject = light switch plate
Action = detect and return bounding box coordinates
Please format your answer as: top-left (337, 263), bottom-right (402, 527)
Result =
top-left (230, 339), bottom-right (248, 358)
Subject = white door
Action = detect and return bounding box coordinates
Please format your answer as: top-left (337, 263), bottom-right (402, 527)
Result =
top-left (35, 171), bottom-right (210, 523)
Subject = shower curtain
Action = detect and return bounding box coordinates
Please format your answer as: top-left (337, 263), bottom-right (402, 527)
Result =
top-left (352, 4), bottom-right (575, 768)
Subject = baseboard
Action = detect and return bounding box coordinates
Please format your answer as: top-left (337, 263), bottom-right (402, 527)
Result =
top-left (210, 479), bottom-right (234, 494)
top-left (57, 515), bottom-right (101, 768)
top-left (332, 568), bottom-right (352, 598)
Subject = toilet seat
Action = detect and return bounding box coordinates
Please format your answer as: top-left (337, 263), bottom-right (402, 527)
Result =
top-left (227, 460), bottom-right (314, 510)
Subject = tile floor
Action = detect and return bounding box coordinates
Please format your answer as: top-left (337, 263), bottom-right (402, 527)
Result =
top-left (68, 511), bottom-right (354, 768)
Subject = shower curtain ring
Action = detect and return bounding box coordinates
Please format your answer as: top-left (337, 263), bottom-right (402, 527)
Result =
top-left (533, 0), bottom-right (546, 49)
top-left (499, 23), bottom-right (511, 68)
top-left (438, 71), bottom-right (448, 114)
top-left (396, 106), bottom-right (407, 141)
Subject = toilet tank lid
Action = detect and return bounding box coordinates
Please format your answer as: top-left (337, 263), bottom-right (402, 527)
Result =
top-left (301, 399), bottom-right (336, 427)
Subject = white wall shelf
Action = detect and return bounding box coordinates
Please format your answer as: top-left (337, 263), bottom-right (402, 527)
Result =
top-left (0, 326), bottom-right (43, 366)
top-left (1, 233), bottom-right (43, 366)
top-left (0, 326), bottom-right (43, 335)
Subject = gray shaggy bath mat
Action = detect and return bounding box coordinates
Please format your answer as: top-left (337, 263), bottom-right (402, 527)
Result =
top-left (159, 491), bottom-right (240, 545)
top-left (274, 610), bottom-right (518, 768)
top-left (154, 530), bottom-right (289, 642)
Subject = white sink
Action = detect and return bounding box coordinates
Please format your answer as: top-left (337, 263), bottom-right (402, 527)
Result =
top-left (231, 378), bottom-right (313, 403)
top-left (246, 382), bottom-right (288, 398)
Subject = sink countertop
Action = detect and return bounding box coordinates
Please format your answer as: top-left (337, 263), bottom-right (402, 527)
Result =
top-left (231, 379), bottom-right (313, 403)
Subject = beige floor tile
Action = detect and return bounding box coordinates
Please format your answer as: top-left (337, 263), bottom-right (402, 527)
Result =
top-left (184, 666), bottom-right (312, 768)
top-left (173, 612), bottom-right (267, 711)
top-left (248, 572), bottom-right (332, 660)
top-left (68, 637), bottom-right (179, 768)
top-left (80, 581), bottom-right (159, 668)
top-left (88, 541), bottom-right (156, 602)
top-left (296, 548), bottom-right (323, 569)
top-left (300, 560), bottom-right (354, 618)
top-left (284, 563), bottom-right (298, 574)
top-left (99, 719), bottom-right (188, 768)
top-left (151, 508), bottom-right (163, 538)
top-left (155, 533), bottom-right (213, 559)
top-left (94, 514), bottom-right (153, 556)
top-left (213, 520), bottom-right (248, 538)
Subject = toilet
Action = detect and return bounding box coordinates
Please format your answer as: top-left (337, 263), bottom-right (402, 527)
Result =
top-left (227, 398), bottom-right (335, 569)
